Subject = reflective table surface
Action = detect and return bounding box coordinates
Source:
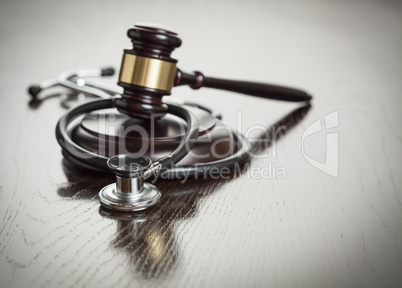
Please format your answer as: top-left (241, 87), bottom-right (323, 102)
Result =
top-left (0, 0), bottom-right (401, 287)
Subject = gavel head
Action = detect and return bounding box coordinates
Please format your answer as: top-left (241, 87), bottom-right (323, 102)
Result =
top-left (115, 24), bottom-right (182, 119)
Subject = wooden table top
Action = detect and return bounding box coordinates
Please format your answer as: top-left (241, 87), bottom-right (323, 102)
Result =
top-left (1, 0), bottom-right (401, 287)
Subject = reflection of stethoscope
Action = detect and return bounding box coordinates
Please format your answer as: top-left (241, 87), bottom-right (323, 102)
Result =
top-left (29, 24), bottom-right (312, 212)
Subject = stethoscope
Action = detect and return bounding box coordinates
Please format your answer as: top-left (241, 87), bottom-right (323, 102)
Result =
top-left (29, 24), bottom-right (312, 212)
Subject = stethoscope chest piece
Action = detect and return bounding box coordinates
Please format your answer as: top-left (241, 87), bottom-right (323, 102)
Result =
top-left (99, 154), bottom-right (161, 212)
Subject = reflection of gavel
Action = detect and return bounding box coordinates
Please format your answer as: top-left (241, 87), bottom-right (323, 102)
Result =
top-left (116, 24), bottom-right (312, 119)
top-left (106, 217), bottom-right (179, 279)
top-left (98, 179), bottom-right (212, 279)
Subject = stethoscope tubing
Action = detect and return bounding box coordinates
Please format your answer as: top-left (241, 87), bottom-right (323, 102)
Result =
top-left (56, 98), bottom-right (250, 179)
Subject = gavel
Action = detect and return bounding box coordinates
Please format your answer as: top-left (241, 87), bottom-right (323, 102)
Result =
top-left (116, 24), bottom-right (312, 120)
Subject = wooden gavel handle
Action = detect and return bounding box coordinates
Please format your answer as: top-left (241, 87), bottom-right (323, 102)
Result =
top-left (175, 69), bottom-right (312, 102)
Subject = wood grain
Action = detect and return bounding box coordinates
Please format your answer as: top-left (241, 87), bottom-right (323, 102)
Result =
top-left (1, 0), bottom-right (401, 287)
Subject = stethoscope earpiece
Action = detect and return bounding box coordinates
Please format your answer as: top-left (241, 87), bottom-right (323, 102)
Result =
top-left (99, 154), bottom-right (162, 212)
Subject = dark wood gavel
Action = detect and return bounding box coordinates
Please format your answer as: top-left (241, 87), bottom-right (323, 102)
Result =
top-left (115, 24), bottom-right (312, 119)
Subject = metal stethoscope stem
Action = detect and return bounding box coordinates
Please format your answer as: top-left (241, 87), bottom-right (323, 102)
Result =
top-left (99, 154), bottom-right (163, 212)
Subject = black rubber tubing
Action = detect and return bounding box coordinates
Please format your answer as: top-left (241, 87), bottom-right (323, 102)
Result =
top-left (55, 98), bottom-right (251, 179)
top-left (55, 98), bottom-right (200, 172)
